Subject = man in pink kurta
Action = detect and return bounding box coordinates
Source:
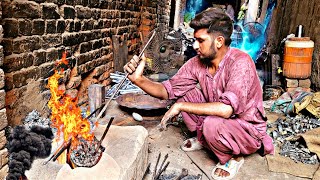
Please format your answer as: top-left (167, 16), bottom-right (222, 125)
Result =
top-left (162, 47), bottom-right (274, 164)
top-left (124, 7), bottom-right (274, 179)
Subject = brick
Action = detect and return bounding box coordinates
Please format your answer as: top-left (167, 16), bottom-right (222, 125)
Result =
top-left (103, 19), bottom-right (112, 28)
top-left (34, 49), bottom-right (47, 66)
top-left (3, 19), bottom-right (19, 38)
top-left (89, 0), bottom-right (100, 7)
top-left (46, 20), bottom-right (57, 34)
top-left (74, 20), bottom-right (81, 32)
top-left (46, 48), bottom-right (59, 62)
top-left (3, 1), bottom-right (40, 18)
top-left (18, 19), bottom-right (32, 36)
top-left (92, 9), bottom-right (101, 19)
top-left (76, 6), bottom-right (92, 19)
top-left (62, 33), bottom-right (79, 46)
top-left (57, 20), bottom-right (66, 33)
top-left (42, 3), bottom-right (60, 19)
top-left (98, 70), bottom-right (111, 81)
top-left (76, 52), bottom-right (91, 65)
top-left (0, 148), bottom-right (8, 167)
top-left (61, 5), bottom-right (76, 19)
top-left (42, 34), bottom-right (62, 49)
top-left (299, 79), bottom-right (311, 88)
top-left (80, 42), bottom-right (92, 53)
top-left (0, 46), bottom-right (3, 66)
top-left (65, 0), bottom-right (75, 6)
top-left (66, 76), bottom-right (81, 89)
top-left (66, 20), bottom-right (75, 32)
top-left (0, 90), bottom-right (5, 110)
top-left (92, 40), bottom-right (103, 50)
top-left (285, 78), bottom-right (298, 88)
top-left (40, 62), bottom-right (55, 79)
top-left (0, 108), bottom-right (8, 131)
top-left (93, 64), bottom-right (108, 77)
top-left (286, 87), bottom-right (311, 93)
top-left (13, 67), bottom-right (41, 88)
top-left (32, 19), bottom-right (45, 35)
top-left (3, 53), bottom-right (34, 73)
top-left (0, 131), bottom-right (6, 149)
top-left (57, 0), bottom-right (65, 5)
top-left (111, 19), bottom-right (119, 27)
top-left (13, 36), bottom-right (41, 54)
top-left (0, 164), bottom-right (8, 180)
top-left (82, 0), bottom-right (89, 7)
top-left (117, 27), bottom-right (130, 35)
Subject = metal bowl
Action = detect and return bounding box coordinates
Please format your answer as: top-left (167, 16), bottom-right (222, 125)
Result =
top-left (116, 93), bottom-right (172, 110)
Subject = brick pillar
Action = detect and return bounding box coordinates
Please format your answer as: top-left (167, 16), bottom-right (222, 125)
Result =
top-left (0, 1), bottom-right (9, 179)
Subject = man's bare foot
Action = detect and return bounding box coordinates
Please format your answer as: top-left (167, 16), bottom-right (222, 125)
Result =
top-left (214, 156), bottom-right (243, 177)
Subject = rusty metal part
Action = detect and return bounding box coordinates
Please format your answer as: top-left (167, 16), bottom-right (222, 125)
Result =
top-left (153, 153), bottom-right (170, 180)
top-left (116, 93), bottom-right (172, 110)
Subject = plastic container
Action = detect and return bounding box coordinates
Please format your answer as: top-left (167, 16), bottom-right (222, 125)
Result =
top-left (283, 37), bottom-right (314, 79)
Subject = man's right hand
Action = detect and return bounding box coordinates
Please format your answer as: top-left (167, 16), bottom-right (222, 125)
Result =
top-left (123, 54), bottom-right (146, 83)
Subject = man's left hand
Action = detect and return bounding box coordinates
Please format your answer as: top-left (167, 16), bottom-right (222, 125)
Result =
top-left (158, 103), bottom-right (181, 131)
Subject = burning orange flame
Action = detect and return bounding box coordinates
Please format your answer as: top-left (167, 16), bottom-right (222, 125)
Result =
top-left (55, 52), bottom-right (68, 66)
top-left (48, 53), bottom-right (94, 145)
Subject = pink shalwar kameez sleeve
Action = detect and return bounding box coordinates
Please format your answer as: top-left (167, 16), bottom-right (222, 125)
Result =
top-left (162, 48), bottom-right (274, 164)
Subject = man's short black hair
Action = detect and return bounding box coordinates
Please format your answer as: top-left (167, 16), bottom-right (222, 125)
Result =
top-left (190, 8), bottom-right (233, 46)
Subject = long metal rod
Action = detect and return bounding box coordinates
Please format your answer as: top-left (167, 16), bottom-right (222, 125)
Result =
top-left (93, 30), bottom-right (156, 122)
top-left (95, 117), bottom-right (114, 152)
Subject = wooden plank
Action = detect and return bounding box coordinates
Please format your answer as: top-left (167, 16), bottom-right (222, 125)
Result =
top-left (258, 0), bottom-right (269, 24)
top-left (88, 84), bottom-right (106, 117)
top-left (271, 54), bottom-right (282, 86)
top-left (112, 34), bottom-right (128, 72)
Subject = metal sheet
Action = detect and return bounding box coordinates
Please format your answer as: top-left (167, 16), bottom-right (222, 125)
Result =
top-left (116, 93), bottom-right (172, 110)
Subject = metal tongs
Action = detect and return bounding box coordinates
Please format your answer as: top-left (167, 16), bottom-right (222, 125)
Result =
top-left (91, 30), bottom-right (157, 122)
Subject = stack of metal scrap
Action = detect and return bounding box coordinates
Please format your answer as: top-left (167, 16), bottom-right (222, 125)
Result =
top-left (267, 114), bottom-right (320, 164)
top-left (106, 71), bottom-right (144, 99)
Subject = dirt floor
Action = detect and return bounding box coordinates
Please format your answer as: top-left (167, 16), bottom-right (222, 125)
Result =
top-left (104, 100), bottom-right (309, 180)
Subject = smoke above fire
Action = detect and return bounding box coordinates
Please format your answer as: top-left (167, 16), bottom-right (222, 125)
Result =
top-left (6, 125), bottom-right (54, 180)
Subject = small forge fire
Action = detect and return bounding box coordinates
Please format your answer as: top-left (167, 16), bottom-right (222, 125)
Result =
top-left (46, 52), bottom-right (103, 168)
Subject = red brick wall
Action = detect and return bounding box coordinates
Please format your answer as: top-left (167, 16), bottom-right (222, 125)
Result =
top-left (0, 1), bottom-right (9, 178)
top-left (1, 0), bottom-right (171, 126)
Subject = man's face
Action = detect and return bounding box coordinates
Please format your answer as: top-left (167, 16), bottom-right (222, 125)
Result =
top-left (193, 29), bottom-right (217, 65)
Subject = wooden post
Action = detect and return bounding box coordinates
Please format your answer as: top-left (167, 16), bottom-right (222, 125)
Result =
top-left (88, 84), bottom-right (106, 117)
top-left (112, 34), bottom-right (128, 72)
top-left (271, 54), bottom-right (282, 86)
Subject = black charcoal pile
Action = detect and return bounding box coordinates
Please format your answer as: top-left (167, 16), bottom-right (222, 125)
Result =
top-left (267, 114), bottom-right (320, 164)
top-left (70, 137), bottom-right (103, 168)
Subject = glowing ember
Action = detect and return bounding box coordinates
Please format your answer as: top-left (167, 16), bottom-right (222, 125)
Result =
top-left (48, 52), bottom-right (94, 146)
